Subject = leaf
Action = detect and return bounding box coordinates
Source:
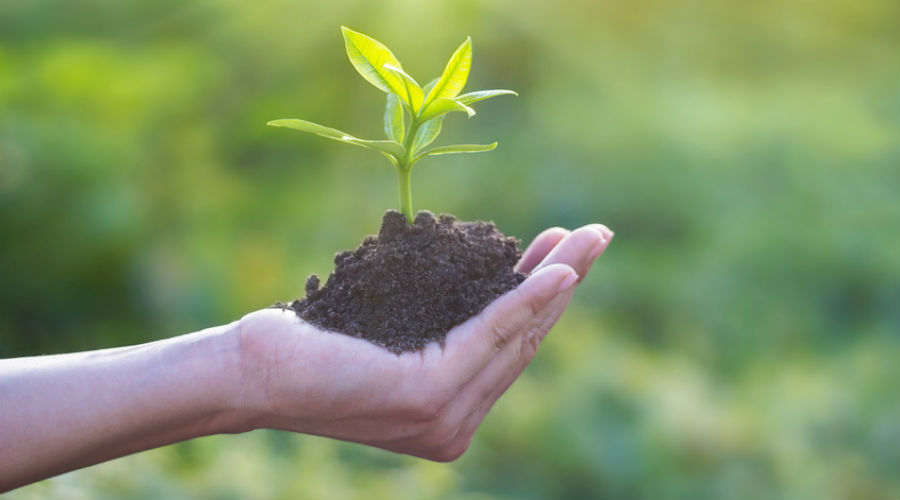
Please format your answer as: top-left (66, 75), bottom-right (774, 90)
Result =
top-left (411, 116), bottom-right (445, 155)
top-left (343, 137), bottom-right (406, 157)
top-left (384, 93), bottom-right (404, 142)
top-left (341, 26), bottom-right (406, 96)
top-left (267, 118), bottom-right (350, 141)
top-left (423, 37), bottom-right (472, 108)
top-left (418, 98), bottom-right (475, 122)
top-left (414, 142), bottom-right (497, 162)
top-left (456, 89), bottom-right (518, 105)
top-left (422, 78), bottom-right (439, 95)
top-left (267, 118), bottom-right (405, 158)
top-left (384, 64), bottom-right (424, 113)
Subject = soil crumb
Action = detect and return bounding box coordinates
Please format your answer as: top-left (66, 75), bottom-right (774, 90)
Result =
top-left (278, 210), bottom-right (525, 353)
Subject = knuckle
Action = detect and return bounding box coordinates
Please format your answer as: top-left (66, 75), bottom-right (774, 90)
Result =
top-left (521, 331), bottom-right (542, 358)
top-left (512, 286), bottom-right (544, 328)
top-left (491, 321), bottom-right (517, 351)
top-left (524, 296), bottom-right (543, 318)
top-left (523, 322), bottom-right (551, 354)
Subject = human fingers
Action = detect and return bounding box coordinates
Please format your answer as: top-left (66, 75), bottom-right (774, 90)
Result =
top-left (515, 227), bottom-right (570, 274)
top-left (530, 224), bottom-right (613, 281)
top-left (442, 229), bottom-right (615, 447)
top-left (335, 268), bottom-right (581, 462)
top-left (461, 224), bottom-right (613, 410)
top-left (431, 288), bottom-right (575, 453)
top-left (440, 263), bottom-right (579, 384)
top-left (330, 269), bottom-right (578, 461)
top-left (459, 288), bottom-right (573, 413)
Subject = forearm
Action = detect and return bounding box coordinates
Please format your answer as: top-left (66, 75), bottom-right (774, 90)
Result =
top-left (0, 322), bottom-right (247, 492)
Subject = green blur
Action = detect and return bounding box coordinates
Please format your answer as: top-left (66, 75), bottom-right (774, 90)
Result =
top-left (0, 0), bottom-right (897, 498)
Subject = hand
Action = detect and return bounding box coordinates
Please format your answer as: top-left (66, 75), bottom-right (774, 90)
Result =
top-left (0, 223), bottom-right (612, 491)
top-left (236, 224), bottom-right (613, 461)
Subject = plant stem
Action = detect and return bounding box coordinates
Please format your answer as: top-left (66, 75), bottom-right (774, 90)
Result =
top-left (397, 167), bottom-right (413, 223)
top-left (397, 116), bottom-right (422, 223)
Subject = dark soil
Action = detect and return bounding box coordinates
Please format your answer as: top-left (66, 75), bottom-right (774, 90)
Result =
top-left (278, 210), bottom-right (525, 353)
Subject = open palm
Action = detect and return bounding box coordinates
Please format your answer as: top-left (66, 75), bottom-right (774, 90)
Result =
top-left (237, 224), bottom-right (612, 461)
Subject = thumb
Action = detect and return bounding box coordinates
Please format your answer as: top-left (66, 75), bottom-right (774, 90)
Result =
top-left (443, 263), bottom-right (579, 377)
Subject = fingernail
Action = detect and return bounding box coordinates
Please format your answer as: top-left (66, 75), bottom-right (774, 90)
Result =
top-left (557, 271), bottom-right (579, 293)
top-left (598, 225), bottom-right (614, 240)
top-left (589, 235), bottom-right (610, 261)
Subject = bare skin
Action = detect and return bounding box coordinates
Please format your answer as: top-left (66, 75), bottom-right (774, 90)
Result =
top-left (0, 224), bottom-right (612, 492)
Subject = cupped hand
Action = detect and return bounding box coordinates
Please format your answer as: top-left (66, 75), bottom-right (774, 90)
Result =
top-left (236, 224), bottom-right (613, 461)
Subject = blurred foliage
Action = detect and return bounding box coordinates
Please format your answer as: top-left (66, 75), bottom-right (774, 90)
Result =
top-left (1, 0), bottom-right (897, 498)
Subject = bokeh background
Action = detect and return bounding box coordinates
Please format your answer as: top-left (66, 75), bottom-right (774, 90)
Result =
top-left (1, 0), bottom-right (898, 498)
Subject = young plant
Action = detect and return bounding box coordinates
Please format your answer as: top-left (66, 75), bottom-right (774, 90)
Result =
top-left (268, 26), bottom-right (516, 223)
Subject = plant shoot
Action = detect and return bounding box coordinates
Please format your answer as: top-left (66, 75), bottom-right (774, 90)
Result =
top-left (268, 26), bottom-right (516, 222)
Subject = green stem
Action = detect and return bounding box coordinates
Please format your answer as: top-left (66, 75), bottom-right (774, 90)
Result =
top-left (397, 167), bottom-right (413, 223)
top-left (396, 116), bottom-right (421, 224)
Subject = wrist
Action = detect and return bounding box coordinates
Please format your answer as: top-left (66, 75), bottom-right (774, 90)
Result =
top-left (229, 308), bottom-right (326, 434)
top-left (203, 318), bottom-right (268, 434)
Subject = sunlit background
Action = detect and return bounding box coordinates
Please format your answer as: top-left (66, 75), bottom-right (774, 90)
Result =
top-left (1, 0), bottom-right (898, 498)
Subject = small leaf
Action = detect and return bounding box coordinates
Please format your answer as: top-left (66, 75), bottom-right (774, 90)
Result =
top-left (411, 116), bottom-right (445, 154)
top-left (418, 98), bottom-right (475, 122)
top-left (384, 93), bottom-right (404, 142)
top-left (423, 37), bottom-right (472, 108)
top-left (267, 118), bottom-right (352, 141)
top-left (456, 89), bottom-right (517, 105)
top-left (342, 137), bottom-right (406, 157)
top-left (414, 142), bottom-right (497, 162)
top-left (267, 118), bottom-right (405, 158)
top-left (384, 64), bottom-right (424, 113)
top-left (341, 26), bottom-right (406, 96)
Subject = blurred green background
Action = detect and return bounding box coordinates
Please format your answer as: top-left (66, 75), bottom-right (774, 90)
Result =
top-left (1, 0), bottom-right (897, 498)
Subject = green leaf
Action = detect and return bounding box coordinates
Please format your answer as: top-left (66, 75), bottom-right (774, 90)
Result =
top-left (383, 64), bottom-right (424, 113)
top-left (341, 26), bottom-right (406, 96)
top-left (411, 116), bottom-right (445, 155)
top-left (414, 142), bottom-right (497, 162)
top-left (418, 98), bottom-right (475, 122)
top-left (384, 93), bottom-right (404, 142)
top-left (343, 137), bottom-right (406, 157)
top-left (423, 37), bottom-right (472, 108)
top-left (422, 78), bottom-right (439, 95)
top-left (456, 89), bottom-right (518, 105)
top-left (267, 118), bottom-right (351, 141)
top-left (267, 118), bottom-right (405, 158)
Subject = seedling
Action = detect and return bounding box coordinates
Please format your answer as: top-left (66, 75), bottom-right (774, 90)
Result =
top-left (268, 26), bottom-right (516, 223)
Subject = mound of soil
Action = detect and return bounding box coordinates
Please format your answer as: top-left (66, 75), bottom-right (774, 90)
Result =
top-left (278, 210), bottom-right (525, 353)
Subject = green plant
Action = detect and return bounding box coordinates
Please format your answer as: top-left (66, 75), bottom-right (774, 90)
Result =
top-left (268, 26), bottom-right (517, 223)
